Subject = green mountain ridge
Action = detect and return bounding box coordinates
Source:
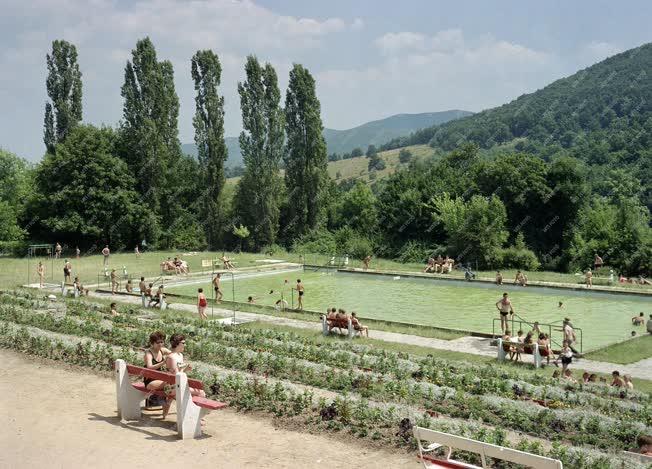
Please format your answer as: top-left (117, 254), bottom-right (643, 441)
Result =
top-left (400, 44), bottom-right (652, 159)
top-left (182, 110), bottom-right (471, 167)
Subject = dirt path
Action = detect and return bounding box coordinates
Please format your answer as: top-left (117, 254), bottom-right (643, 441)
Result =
top-left (0, 349), bottom-right (417, 469)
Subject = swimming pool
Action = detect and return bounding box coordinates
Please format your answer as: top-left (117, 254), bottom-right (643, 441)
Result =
top-left (164, 269), bottom-right (650, 351)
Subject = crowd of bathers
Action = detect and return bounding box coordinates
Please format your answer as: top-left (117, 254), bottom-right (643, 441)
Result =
top-left (422, 255), bottom-right (455, 274)
top-left (323, 308), bottom-right (369, 337)
top-left (161, 257), bottom-right (189, 275)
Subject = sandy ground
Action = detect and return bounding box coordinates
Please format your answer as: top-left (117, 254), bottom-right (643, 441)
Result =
top-left (0, 349), bottom-right (418, 469)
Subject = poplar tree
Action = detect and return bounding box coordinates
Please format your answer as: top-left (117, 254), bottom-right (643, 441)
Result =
top-left (234, 56), bottom-right (285, 249)
top-left (191, 49), bottom-right (228, 248)
top-left (283, 64), bottom-right (329, 240)
top-left (119, 37), bottom-right (182, 245)
top-left (43, 40), bottom-right (82, 152)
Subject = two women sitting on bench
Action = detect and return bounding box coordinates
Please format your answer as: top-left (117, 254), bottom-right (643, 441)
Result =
top-left (143, 332), bottom-right (205, 419)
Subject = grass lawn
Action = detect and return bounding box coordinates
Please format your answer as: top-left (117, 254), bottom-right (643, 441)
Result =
top-left (585, 333), bottom-right (652, 364)
top-left (327, 144), bottom-right (435, 182)
top-left (6, 248), bottom-right (649, 293)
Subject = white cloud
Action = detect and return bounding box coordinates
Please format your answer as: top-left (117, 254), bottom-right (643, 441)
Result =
top-left (318, 30), bottom-right (555, 130)
top-left (375, 29), bottom-right (465, 55)
top-left (579, 41), bottom-right (623, 66)
top-left (351, 18), bottom-right (365, 31)
top-left (0, 0), bottom-right (355, 159)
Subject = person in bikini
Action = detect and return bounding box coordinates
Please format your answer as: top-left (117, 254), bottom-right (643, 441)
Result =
top-left (362, 255), bottom-right (372, 270)
top-left (495, 292), bottom-right (514, 332)
top-left (212, 273), bottom-right (223, 303)
top-left (143, 331), bottom-right (171, 411)
top-left (351, 312), bottom-right (369, 337)
top-left (163, 334), bottom-right (206, 419)
top-left (55, 242), bottom-right (62, 259)
top-left (295, 279), bottom-right (304, 310)
top-left (197, 288), bottom-right (208, 320)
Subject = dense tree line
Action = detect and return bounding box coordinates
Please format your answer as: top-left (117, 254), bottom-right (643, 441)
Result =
top-left (0, 38), bottom-right (650, 276)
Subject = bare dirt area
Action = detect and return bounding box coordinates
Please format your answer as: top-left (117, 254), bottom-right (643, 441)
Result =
top-left (0, 349), bottom-right (417, 469)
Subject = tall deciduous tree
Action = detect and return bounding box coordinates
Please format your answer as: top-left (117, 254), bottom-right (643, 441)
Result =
top-left (191, 49), bottom-right (228, 248)
top-left (43, 40), bottom-right (82, 152)
top-left (34, 125), bottom-right (145, 247)
top-left (283, 64), bottom-right (329, 241)
top-left (119, 37), bottom-right (182, 246)
top-left (234, 56), bottom-right (284, 249)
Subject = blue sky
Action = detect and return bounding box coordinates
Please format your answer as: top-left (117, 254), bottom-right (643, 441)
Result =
top-left (1, 0), bottom-right (651, 161)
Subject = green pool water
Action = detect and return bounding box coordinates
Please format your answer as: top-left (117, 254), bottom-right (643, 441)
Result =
top-left (165, 269), bottom-right (650, 351)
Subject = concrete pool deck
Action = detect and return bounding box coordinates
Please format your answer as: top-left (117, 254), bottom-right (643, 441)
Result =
top-left (86, 290), bottom-right (652, 381)
top-left (333, 266), bottom-right (652, 298)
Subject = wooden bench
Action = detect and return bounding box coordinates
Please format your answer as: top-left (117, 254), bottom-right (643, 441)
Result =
top-left (413, 426), bottom-right (563, 468)
top-left (114, 359), bottom-right (227, 439)
top-left (321, 315), bottom-right (354, 339)
top-left (496, 338), bottom-right (543, 368)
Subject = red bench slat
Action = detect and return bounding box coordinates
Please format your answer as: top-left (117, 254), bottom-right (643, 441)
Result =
top-left (131, 383), bottom-right (227, 410)
top-left (126, 364), bottom-right (204, 390)
top-left (192, 396), bottom-right (228, 410)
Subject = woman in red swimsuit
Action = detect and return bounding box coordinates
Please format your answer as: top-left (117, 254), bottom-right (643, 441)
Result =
top-left (197, 288), bottom-right (208, 320)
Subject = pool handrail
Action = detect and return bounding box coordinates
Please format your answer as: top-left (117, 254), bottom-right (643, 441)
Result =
top-left (492, 315), bottom-right (582, 354)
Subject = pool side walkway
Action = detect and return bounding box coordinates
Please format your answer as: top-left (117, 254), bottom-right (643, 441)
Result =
top-left (336, 267), bottom-right (652, 297)
top-left (90, 290), bottom-right (652, 381)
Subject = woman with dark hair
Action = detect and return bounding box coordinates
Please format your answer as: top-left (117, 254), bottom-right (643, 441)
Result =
top-left (144, 331), bottom-right (171, 410)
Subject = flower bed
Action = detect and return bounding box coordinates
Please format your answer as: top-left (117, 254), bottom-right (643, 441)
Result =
top-left (0, 290), bottom-right (650, 467)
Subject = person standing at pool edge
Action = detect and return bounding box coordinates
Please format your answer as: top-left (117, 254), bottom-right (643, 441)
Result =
top-left (594, 253), bottom-right (603, 271)
top-left (496, 293), bottom-right (514, 332)
top-left (102, 245), bottom-right (110, 266)
top-left (212, 273), bottom-right (223, 303)
top-left (37, 261), bottom-right (45, 288)
top-left (295, 279), bottom-right (304, 310)
top-left (197, 288), bottom-right (208, 320)
top-left (585, 268), bottom-right (593, 288)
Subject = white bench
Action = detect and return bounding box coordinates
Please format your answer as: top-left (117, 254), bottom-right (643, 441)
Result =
top-left (496, 338), bottom-right (543, 368)
top-left (413, 426), bottom-right (563, 468)
top-left (114, 359), bottom-right (226, 439)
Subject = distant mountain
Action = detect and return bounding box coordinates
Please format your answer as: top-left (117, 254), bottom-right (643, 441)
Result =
top-left (323, 110), bottom-right (472, 155)
top-left (181, 137), bottom-right (242, 167)
top-left (182, 110), bottom-right (471, 167)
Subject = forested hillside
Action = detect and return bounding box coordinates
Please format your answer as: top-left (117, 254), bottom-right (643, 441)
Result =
top-left (383, 44), bottom-right (652, 210)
